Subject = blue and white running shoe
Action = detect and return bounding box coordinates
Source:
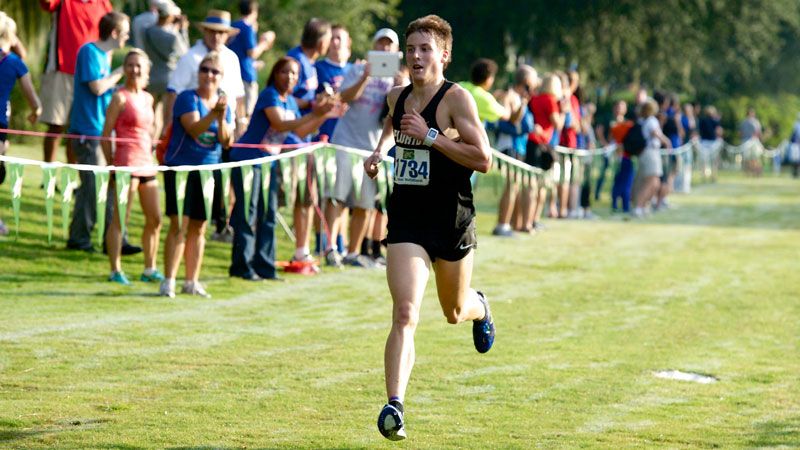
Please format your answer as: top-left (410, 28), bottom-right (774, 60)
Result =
top-left (377, 403), bottom-right (406, 441)
top-left (473, 291), bottom-right (495, 353)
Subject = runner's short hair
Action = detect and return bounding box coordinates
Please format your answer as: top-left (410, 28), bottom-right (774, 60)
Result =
top-left (99, 11), bottom-right (129, 41)
top-left (405, 15), bottom-right (452, 68)
top-left (301, 18), bottom-right (331, 50)
top-left (470, 58), bottom-right (498, 85)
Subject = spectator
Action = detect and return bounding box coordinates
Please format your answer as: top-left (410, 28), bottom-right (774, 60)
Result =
top-left (633, 99), bottom-right (671, 218)
top-left (65, 11), bottom-right (129, 253)
top-left (607, 101), bottom-right (635, 213)
top-left (287, 18), bottom-right (332, 263)
top-left (0, 12), bottom-right (42, 236)
top-left (577, 101), bottom-right (597, 219)
top-left (740, 107), bottom-right (763, 176)
top-left (229, 0), bottom-right (276, 117)
top-left (788, 112), bottom-right (800, 178)
top-left (527, 73), bottom-right (565, 228)
top-left (560, 70), bottom-right (581, 219)
top-left (229, 56), bottom-right (337, 281)
top-left (142, 0), bottom-right (188, 138)
top-left (322, 28), bottom-right (399, 268)
top-left (657, 93), bottom-right (684, 208)
top-left (595, 100), bottom-right (627, 201)
top-left (314, 24), bottom-right (352, 140)
top-left (165, 9), bottom-right (246, 243)
top-left (131, 0), bottom-right (162, 49)
top-left (460, 58), bottom-right (522, 124)
top-left (101, 49), bottom-right (163, 285)
top-left (698, 105), bottom-right (723, 182)
top-left (160, 52), bottom-right (234, 298)
top-left (38, 0), bottom-right (113, 163)
top-left (491, 65), bottom-right (538, 236)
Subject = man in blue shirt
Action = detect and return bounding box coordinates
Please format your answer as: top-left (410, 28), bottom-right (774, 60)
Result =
top-left (228, 0), bottom-right (275, 117)
top-left (66, 12), bottom-right (129, 252)
top-left (314, 24), bottom-right (351, 140)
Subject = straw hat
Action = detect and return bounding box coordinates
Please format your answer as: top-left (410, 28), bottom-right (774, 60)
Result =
top-left (197, 10), bottom-right (239, 35)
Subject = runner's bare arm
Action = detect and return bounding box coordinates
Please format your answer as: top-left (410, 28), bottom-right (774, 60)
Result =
top-left (364, 87), bottom-right (401, 178)
top-left (399, 86), bottom-right (491, 172)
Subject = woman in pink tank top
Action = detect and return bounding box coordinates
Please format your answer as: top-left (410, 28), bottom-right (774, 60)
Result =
top-left (101, 49), bottom-right (163, 285)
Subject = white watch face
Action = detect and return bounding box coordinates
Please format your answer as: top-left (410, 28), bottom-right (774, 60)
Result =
top-left (427, 129), bottom-right (438, 139)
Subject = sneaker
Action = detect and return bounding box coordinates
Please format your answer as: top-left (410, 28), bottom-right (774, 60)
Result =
top-left (121, 242), bottom-right (143, 256)
top-left (377, 404), bottom-right (406, 441)
top-left (159, 279), bottom-right (176, 298)
top-left (343, 254), bottom-right (376, 268)
top-left (325, 249), bottom-right (343, 268)
top-left (211, 226), bottom-right (234, 243)
top-left (372, 255), bottom-right (387, 267)
top-left (108, 271), bottom-right (131, 285)
top-left (140, 270), bottom-right (165, 283)
top-left (181, 281), bottom-right (211, 298)
top-left (290, 253), bottom-right (315, 263)
top-left (491, 225), bottom-right (514, 237)
top-left (473, 291), bottom-right (495, 354)
top-left (582, 211), bottom-right (598, 220)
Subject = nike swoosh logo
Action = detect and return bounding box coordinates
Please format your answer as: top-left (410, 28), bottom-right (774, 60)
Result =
top-left (459, 243), bottom-right (474, 250)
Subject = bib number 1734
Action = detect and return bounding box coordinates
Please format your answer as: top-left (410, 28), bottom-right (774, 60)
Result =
top-left (394, 148), bottom-right (430, 186)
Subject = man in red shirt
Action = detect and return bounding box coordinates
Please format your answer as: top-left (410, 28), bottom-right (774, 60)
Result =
top-left (38, 0), bottom-right (113, 163)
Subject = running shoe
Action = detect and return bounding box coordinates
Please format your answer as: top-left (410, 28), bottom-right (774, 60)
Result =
top-left (473, 291), bottom-right (495, 353)
top-left (108, 271), bottom-right (131, 286)
top-left (159, 279), bottom-right (176, 298)
top-left (343, 254), bottom-right (376, 268)
top-left (140, 270), bottom-right (165, 282)
top-left (325, 249), bottom-right (343, 268)
top-left (377, 403), bottom-right (406, 441)
top-left (182, 281), bottom-right (211, 298)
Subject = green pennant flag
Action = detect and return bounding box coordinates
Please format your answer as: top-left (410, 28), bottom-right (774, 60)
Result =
top-left (324, 148), bottom-right (337, 195)
top-left (60, 168), bottom-right (78, 239)
top-left (383, 160), bottom-right (393, 196)
top-left (42, 166), bottom-right (57, 244)
top-left (198, 169), bottom-right (215, 223)
top-left (297, 158), bottom-right (307, 204)
top-left (376, 163), bottom-right (386, 200)
top-left (314, 149), bottom-right (325, 192)
top-left (260, 163), bottom-right (271, 219)
top-left (9, 163), bottom-right (24, 239)
top-left (351, 154), bottom-right (363, 202)
top-left (279, 158), bottom-right (292, 207)
top-left (220, 167), bottom-right (231, 213)
top-left (94, 170), bottom-right (110, 247)
top-left (514, 166), bottom-right (520, 186)
top-left (174, 170), bottom-right (188, 228)
top-left (114, 171), bottom-right (131, 238)
top-left (240, 164), bottom-right (253, 222)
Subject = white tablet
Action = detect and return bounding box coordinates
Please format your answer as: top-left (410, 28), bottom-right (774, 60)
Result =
top-left (368, 51), bottom-right (403, 78)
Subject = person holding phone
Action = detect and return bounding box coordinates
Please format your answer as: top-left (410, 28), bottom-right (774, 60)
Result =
top-left (160, 52), bottom-right (234, 298)
top-left (363, 16), bottom-right (494, 441)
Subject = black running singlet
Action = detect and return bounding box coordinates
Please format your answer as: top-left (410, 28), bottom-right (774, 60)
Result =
top-left (388, 81), bottom-right (475, 233)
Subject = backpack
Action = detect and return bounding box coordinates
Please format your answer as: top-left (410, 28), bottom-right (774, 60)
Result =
top-left (623, 122), bottom-right (647, 156)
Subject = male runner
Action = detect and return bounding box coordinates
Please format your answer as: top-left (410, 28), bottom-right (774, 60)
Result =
top-left (364, 14), bottom-right (495, 441)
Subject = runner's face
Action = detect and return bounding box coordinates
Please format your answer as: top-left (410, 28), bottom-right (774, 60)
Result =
top-left (405, 32), bottom-right (447, 82)
top-left (124, 54), bottom-right (149, 88)
top-left (275, 61), bottom-right (299, 94)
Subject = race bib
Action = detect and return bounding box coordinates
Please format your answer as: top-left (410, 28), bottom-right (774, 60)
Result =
top-left (394, 147), bottom-right (430, 186)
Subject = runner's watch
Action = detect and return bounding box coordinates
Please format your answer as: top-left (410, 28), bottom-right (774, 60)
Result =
top-left (423, 128), bottom-right (438, 147)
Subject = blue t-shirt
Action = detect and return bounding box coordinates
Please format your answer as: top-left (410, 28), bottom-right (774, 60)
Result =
top-left (229, 20), bottom-right (257, 83)
top-left (0, 52), bottom-right (28, 126)
top-left (165, 90), bottom-right (233, 165)
top-left (314, 58), bottom-right (350, 139)
top-left (231, 85), bottom-right (301, 161)
top-left (496, 109), bottom-right (534, 156)
top-left (69, 43), bottom-right (112, 136)
top-left (287, 46), bottom-right (318, 114)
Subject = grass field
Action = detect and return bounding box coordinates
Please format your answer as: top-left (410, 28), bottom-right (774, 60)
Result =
top-left (1, 143), bottom-right (799, 448)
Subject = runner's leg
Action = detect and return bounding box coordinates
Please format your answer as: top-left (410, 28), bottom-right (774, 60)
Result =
top-left (432, 250), bottom-right (485, 324)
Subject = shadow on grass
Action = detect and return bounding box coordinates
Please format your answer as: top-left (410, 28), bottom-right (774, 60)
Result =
top-left (748, 416), bottom-right (800, 447)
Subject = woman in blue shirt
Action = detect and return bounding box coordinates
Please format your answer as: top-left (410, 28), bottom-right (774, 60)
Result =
top-left (229, 56), bottom-right (336, 281)
top-left (160, 52), bottom-right (233, 298)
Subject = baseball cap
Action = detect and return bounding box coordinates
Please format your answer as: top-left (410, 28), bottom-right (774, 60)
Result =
top-left (372, 28), bottom-right (399, 45)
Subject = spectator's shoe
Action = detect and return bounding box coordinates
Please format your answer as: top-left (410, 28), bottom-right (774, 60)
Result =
top-left (377, 403), bottom-right (406, 441)
top-left (473, 291), bottom-right (495, 354)
top-left (108, 271), bottom-right (131, 286)
top-left (532, 222), bottom-right (546, 232)
top-left (583, 211), bottom-right (598, 220)
top-left (140, 270), bottom-right (165, 283)
top-left (121, 243), bottom-right (143, 256)
top-left (66, 241), bottom-right (96, 253)
top-left (372, 255), bottom-right (387, 267)
top-left (211, 226), bottom-right (234, 243)
top-left (159, 279), bottom-right (176, 299)
top-left (182, 281), bottom-right (211, 298)
top-left (491, 225), bottom-right (514, 237)
top-left (325, 249), bottom-right (343, 268)
top-left (343, 254), bottom-right (377, 268)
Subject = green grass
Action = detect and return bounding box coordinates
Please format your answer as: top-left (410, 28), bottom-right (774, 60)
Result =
top-left (1, 143), bottom-right (799, 448)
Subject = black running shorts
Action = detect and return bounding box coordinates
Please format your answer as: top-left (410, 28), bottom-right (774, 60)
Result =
top-left (386, 219), bottom-right (477, 262)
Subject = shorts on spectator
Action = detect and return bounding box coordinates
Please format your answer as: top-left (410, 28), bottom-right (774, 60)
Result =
top-left (326, 149), bottom-right (378, 210)
top-left (164, 170), bottom-right (208, 221)
top-left (40, 71), bottom-right (74, 127)
top-left (244, 81), bottom-right (259, 116)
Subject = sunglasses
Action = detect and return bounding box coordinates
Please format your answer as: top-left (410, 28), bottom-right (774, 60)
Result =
top-left (199, 66), bottom-right (222, 76)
